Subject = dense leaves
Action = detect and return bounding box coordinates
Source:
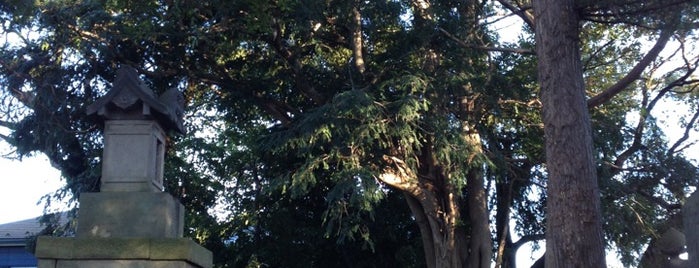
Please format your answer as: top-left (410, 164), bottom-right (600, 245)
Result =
top-left (1, 0), bottom-right (699, 267)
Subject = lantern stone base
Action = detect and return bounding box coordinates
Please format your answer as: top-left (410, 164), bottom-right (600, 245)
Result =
top-left (35, 191), bottom-right (212, 268)
top-left (35, 237), bottom-right (212, 268)
top-left (76, 192), bottom-right (184, 238)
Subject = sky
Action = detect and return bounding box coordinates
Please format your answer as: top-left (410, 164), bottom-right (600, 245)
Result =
top-left (0, 150), bottom-right (64, 224)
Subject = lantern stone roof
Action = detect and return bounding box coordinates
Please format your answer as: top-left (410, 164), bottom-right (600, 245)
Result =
top-left (86, 66), bottom-right (185, 134)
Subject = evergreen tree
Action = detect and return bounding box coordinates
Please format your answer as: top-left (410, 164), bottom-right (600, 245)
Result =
top-left (1, 0), bottom-right (698, 267)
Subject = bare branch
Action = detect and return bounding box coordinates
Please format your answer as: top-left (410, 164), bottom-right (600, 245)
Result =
top-left (611, 85), bottom-right (649, 171)
top-left (512, 233), bottom-right (545, 251)
top-left (0, 133), bottom-right (11, 144)
top-left (581, 38), bottom-right (617, 71)
top-left (587, 28), bottom-right (673, 108)
top-left (668, 108), bottom-right (699, 156)
top-left (607, 59), bottom-right (699, 175)
top-left (0, 119), bottom-right (17, 129)
top-left (496, 0), bottom-right (535, 30)
top-left (646, 59), bottom-right (699, 111)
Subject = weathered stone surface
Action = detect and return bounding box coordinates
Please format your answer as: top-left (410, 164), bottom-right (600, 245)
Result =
top-left (76, 192), bottom-right (184, 238)
top-left (36, 237), bottom-right (212, 268)
top-left (86, 66), bottom-right (185, 134)
top-left (36, 65), bottom-right (211, 268)
top-left (684, 192), bottom-right (699, 268)
top-left (149, 238), bottom-right (213, 267)
top-left (101, 120), bottom-right (166, 192)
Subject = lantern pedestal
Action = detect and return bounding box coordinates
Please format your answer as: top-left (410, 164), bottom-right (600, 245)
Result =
top-left (35, 66), bottom-right (211, 268)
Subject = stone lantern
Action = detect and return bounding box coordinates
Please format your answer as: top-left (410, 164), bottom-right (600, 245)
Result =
top-left (35, 66), bottom-right (212, 268)
top-left (86, 66), bottom-right (185, 192)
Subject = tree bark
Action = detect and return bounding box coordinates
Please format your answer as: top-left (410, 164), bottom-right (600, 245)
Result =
top-left (494, 177), bottom-right (515, 268)
top-left (465, 132), bottom-right (492, 268)
top-left (684, 192), bottom-right (699, 268)
top-left (379, 131), bottom-right (490, 268)
top-left (350, 0), bottom-right (366, 75)
top-left (374, 1), bottom-right (490, 267)
top-left (532, 0), bottom-right (607, 267)
top-left (380, 154), bottom-right (469, 268)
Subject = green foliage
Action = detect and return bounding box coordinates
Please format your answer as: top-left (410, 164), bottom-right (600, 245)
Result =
top-left (1, 0), bottom-right (699, 267)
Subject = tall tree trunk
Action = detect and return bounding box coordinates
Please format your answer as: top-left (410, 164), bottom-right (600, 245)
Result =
top-left (684, 192), bottom-right (699, 268)
top-left (532, 0), bottom-right (607, 267)
top-left (380, 153), bottom-right (469, 268)
top-left (494, 177), bottom-right (515, 268)
top-left (379, 1), bottom-right (491, 267)
top-left (380, 131), bottom-right (491, 268)
top-left (465, 131), bottom-right (492, 268)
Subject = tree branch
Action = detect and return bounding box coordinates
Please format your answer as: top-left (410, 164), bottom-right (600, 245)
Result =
top-left (635, 190), bottom-right (683, 211)
top-left (512, 233), bottom-right (545, 251)
top-left (268, 21), bottom-right (327, 105)
top-left (350, 1), bottom-right (366, 75)
top-left (438, 27), bottom-right (535, 55)
top-left (611, 86), bottom-right (649, 171)
top-left (581, 38), bottom-right (617, 71)
top-left (668, 108), bottom-right (699, 156)
top-left (377, 155), bottom-right (422, 197)
top-left (495, 0), bottom-right (534, 30)
top-left (192, 71), bottom-right (297, 125)
top-left (587, 27), bottom-right (673, 108)
top-left (0, 57), bottom-right (37, 109)
top-left (404, 193), bottom-right (436, 268)
top-left (0, 133), bottom-right (11, 144)
top-left (0, 119), bottom-right (17, 130)
top-left (581, 0), bottom-right (690, 22)
top-left (607, 58), bottom-right (699, 175)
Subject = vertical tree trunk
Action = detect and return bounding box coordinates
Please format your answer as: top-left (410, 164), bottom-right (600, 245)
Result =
top-left (684, 192), bottom-right (699, 268)
top-left (465, 132), bottom-right (492, 268)
top-left (494, 179), bottom-right (515, 268)
top-left (398, 176), bottom-right (469, 268)
top-left (380, 131), bottom-right (491, 268)
top-left (532, 0), bottom-right (607, 267)
top-left (381, 154), bottom-right (469, 268)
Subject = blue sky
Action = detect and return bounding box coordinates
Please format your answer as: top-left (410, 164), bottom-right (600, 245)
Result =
top-left (0, 152), bottom-right (63, 224)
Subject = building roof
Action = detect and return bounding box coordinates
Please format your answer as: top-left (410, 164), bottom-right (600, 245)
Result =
top-left (0, 217), bottom-right (44, 246)
top-left (0, 213), bottom-right (71, 246)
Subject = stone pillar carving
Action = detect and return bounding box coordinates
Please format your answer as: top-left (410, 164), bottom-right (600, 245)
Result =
top-left (35, 66), bottom-right (212, 268)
